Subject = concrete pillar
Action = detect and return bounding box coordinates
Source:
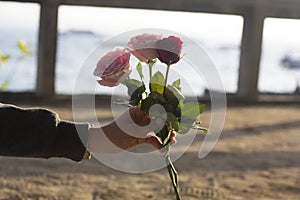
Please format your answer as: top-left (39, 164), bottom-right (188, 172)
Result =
top-left (237, 8), bottom-right (265, 102)
top-left (36, 0), bottom-right (59, 97)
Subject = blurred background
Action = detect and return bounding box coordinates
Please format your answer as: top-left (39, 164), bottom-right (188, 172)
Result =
top-left (1, 1), bottom-right (300, 96)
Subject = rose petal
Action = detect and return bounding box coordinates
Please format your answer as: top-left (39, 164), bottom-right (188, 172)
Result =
top-left (128, 33), bottom-right (162, 62)
top-left (93, 48), bottom-right (131, 87)
top-left (157, 36), bottom-right (183, 65)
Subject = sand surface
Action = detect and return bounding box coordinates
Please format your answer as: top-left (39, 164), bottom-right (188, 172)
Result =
top-left (0, 101), bottom-right (299, 200)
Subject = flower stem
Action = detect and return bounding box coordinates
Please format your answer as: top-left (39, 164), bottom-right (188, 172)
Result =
top-left (149, 65), bottom-right (153, 80)
top-left (164, 64), bottom-right (171, 87)
top-left (148, 60), bottom-right (155, 79)
top-left (148, 60), bottom-right (155, 91)
top-left (165, 144), bottom-right (181, 200)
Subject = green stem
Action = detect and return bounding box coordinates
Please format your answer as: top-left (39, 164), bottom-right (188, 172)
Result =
top-left (148, 60), bottom-right (155, 79)
top-left (149, 64), bottom-right (153, 80)
top-left (165, 144), bottom-right (181, 200)
top-left (164, 64), bottom-right (171, 87)
top-left (148, 60), bottom-right (155, 91)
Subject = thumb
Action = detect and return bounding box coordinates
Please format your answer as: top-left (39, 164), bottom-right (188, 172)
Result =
top-left (129, 107), bottom-right (165, 133)
top-left (129, 107), bottom-right (151, 126)
top-left (136, 134), bottom-right (163, 150)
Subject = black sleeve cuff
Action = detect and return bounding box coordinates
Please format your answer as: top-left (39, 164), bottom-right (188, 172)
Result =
top-left (53, 121), bottom-right (90, 162)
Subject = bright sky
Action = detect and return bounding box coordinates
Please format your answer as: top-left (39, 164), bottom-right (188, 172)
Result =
top-left (0, 2), bottom-right (300, 43)
top-left (57, 6), bottom-right (243, 42)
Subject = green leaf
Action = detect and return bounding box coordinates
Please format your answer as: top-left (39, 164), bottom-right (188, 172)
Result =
top-left (172, 79), bottom-right (181, 91)
top-left (149, 92), bottom-right (166, 104)
top-left (174, 107), bottom-right (181, 119)
top-left (180, 117), bottom-right (195, 125)
top-left (0, 81), bottom-right (9, 91)
top-left (166, 112), bottom-right (180, 131)
top-left (178, 118), bottom-right (194, 134)
top-left (17, 40), bottom-right (33, 57)
top-left (164, 85), bottom-right (184, 114)
top-left (192, 125), bottom-right (209, 134)
top-left (195, 119), bottom-right (202, 125)
top-left (140, 95), bottom-right (159, 114)
top-left (150, 71), bottom-right (165, 94)
top-left (0, 52), bottom-right (10, 66)
top-left (178, 99), bottom-right (184, 109)
top-left (178, 117), bottom-right (208, 135)
top-left (131, 85), bottom-right (146, 106)
top-left (124, 79), bottom-right (145, 106)
top-left (182, 102), bottom-right (205, 118)
top-left (165, 85), bottom-right (184, 102)
top-left (124, 79), bottom-right (143, 95)
top-left (178, 126), bottom-right (190, 134)
top-left (136, 62), bottom-right (143, 80)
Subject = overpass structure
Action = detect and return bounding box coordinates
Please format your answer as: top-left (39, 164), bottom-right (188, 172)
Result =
top-left (1, 0), bottom-right (300, 102)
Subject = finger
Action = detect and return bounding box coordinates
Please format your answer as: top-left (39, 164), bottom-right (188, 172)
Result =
top-left (170, 131), bottom-right (177, 145)
top-left (171, 137), bottom-right (177, 145)
top-left (129, 107), bottom-right (164, 134)
top-left (129, 107), bottom-right (151, 126)
top-left (170, 130), bottom-right (177, 138)
top-left (136, 132), bottom-right (163, 149)
top-left (145, 135), bottom-right (163, 150)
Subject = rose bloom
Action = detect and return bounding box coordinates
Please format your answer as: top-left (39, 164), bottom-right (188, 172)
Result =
top-left (157, 36), bottom-right (183, 65)
top-left (93, 48), bottom-right (131, 87)
top-left (128, 33), bottom-right (162, 62)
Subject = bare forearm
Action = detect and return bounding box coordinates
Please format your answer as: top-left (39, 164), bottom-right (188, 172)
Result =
top-left (88, 123), bottom-right (127, 153)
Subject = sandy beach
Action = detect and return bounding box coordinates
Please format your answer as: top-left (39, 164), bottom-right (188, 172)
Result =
top-left (0, 100), bottom-right (299, 200)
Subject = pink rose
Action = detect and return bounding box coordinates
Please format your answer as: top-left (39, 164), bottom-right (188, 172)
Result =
top-left (157, 36), bottom-right (183, 65)
top-left (128, 33), bottom-right (162, 62)
top-left (93, 48), bottom-right (131, 87)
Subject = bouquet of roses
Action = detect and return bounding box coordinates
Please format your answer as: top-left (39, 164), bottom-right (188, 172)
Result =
top-left (93, 33), bottom-right (208, 200)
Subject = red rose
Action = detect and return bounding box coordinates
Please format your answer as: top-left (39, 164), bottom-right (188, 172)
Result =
top-left (156, 36), bottom-right (183, 65)
top-left (93, 48), bottom-right (131, 87)
top-left (128, 33), bottom-right (162, 62)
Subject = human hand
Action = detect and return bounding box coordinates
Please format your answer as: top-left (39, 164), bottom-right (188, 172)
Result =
top-left (88, 107), bottom-right (176, 153)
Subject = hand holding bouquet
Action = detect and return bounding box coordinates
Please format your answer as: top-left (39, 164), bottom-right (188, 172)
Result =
top-left (94, 33), bottom-right (208, 200)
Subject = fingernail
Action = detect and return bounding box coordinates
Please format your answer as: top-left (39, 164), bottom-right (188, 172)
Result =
top-left (171, 138), bottom-right (177, 145)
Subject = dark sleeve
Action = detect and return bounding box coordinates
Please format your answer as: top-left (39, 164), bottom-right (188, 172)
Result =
top-left (0, 103), bottom-right (90, 162)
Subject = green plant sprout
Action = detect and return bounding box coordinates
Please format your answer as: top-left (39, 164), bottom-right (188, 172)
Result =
top-left (0, 40), bottom-right (34, 91)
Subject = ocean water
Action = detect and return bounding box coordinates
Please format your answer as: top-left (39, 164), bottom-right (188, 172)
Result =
top-left (0, 28), bottom-right (300, 95)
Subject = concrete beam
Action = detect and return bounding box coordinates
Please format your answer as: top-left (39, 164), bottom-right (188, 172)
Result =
top-left (58, 0), bottom-right (300, 19)
top-left (36, 1), bottom-right (58, 96)
top-left (1, 0), bottom-right (300, 100)
top-left (237, 8), bottom-right (265, 101)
